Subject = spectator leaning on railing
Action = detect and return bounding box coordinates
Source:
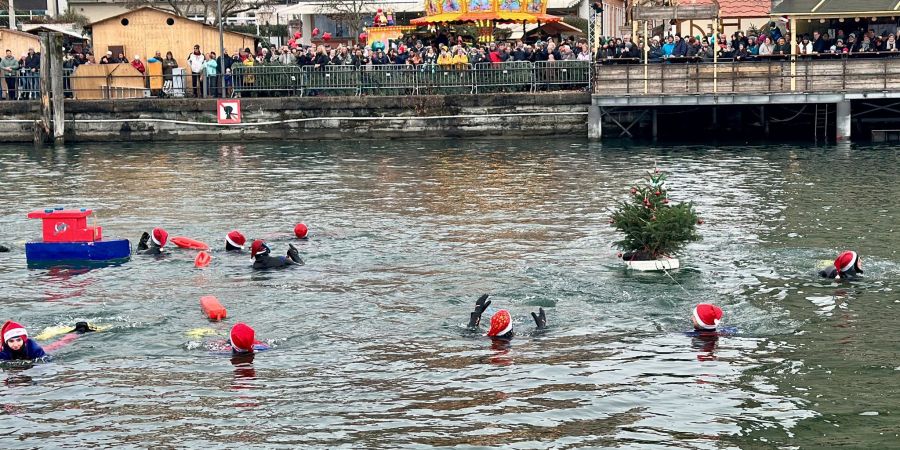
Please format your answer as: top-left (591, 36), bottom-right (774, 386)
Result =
top-left (0, 50), bottom-right (19, 101)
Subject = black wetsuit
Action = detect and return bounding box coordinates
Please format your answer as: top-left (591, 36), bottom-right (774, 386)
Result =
top-left (819, 266), bottom-right (863, 280)
top-left (136, 232), bottom-right (164, 255)
top-left (225, 242), bottom-right (243, 252)
top-left (0, 244), bottom-right (9, 252)
top-left (252, 245), bottom-right (303, 270)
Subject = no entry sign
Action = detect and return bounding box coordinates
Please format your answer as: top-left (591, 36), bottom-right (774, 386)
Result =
top-left (217, 99), bottom-right (242, 124)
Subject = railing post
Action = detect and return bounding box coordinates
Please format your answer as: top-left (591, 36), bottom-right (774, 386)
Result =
top-left (790, 18), bottom-right (797, 92)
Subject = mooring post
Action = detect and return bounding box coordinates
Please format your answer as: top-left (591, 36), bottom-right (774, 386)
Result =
top-left (835, 99), bottom-right (851, 141)
top-left (38, 32), bottom-right (51, 144)
top-left (49, 32), bottom-right (64, 144)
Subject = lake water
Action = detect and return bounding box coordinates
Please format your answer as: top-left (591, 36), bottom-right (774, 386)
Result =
top-left (0, 140), bottom-right (898, 448)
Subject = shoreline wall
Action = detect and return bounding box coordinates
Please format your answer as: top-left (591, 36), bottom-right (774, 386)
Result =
top-left (0, 93), bottom-right (590, 143)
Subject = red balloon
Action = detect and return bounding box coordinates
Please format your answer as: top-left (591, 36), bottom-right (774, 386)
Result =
top-left (322, 32), bottom-right (332, 41)
top-left (312, 27), bottom-right (320, 37)
top-left (294, 31), bottom-right (301, 39)
top-left (358, 32), bottom-right (367, 41)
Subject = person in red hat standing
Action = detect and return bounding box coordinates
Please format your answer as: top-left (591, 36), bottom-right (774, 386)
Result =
top-left (225, 230), bottom-right (246, 252)
top-left (0, 320), bottom-right (46, 361)
top-left (819, 250), bottom-right (863, 280)
top-left (250, 239), bottom-right (303, 269)
top-left (467, 294), bottom-right (547, 340)
top-left (294, 223), bottom-right (309, 240)
top-left (137, 227), bottom-right (169, 255)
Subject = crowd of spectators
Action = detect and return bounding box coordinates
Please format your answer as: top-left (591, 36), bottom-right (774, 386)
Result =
top-left (596, 25), bottom-right (900, 63)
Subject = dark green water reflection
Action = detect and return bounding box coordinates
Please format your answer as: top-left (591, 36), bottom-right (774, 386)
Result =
top-left (0, 140), bottom-right (897, 448)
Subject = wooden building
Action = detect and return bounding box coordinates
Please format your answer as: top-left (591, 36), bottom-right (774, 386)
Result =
top-left (89, 7), bottom-right (255, 62)
top-left (0, 29), bottom-right (40, 60)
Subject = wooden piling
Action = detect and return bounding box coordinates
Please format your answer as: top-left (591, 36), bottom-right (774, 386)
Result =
top-left (49, 32), bottom-right (64, 144)
top-left (38, 32), bottom-right (51, 144)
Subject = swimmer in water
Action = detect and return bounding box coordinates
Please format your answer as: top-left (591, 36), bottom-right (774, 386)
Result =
top-left (137, 227), bottom-right (168, 255)
top-left (691, 303), bottom-right (723, 333)
top-left (0, 244), bottom-right (9, 252)
top-left (250, 239), bottom-right (303, 269)
top-left (466, 294), bottom-right (547, 339)
top-left (0, 320), bottom-right (46, 361)
top-left (230, 323), bottom-right (267, 354)
top-left (819, 250), bottom-right (863, 280)
top-left (225, 230), bottom-right (246, 252)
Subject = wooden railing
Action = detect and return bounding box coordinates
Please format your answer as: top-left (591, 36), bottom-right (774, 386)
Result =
top-left (593, 54), bottom-right (900, 96)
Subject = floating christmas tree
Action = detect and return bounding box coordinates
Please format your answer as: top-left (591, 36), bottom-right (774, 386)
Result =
top-left (610, 169), bottom-right (701, 261)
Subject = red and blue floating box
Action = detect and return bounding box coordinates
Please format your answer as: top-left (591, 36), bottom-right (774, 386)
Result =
top-left (25, 208), bottom-right (130, 266)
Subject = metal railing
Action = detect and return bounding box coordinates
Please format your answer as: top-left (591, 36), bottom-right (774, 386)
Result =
top-left (6, 61), bottom-right (592, 99)
top-left (593, 53), bottom-right (900, 97)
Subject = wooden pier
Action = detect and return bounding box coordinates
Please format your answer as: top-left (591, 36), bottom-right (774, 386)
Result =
top-left (589, 56), bottom-right (900, 141)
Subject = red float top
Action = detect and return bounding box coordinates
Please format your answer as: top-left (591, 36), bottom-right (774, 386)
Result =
top-left (27, 208), bottom-right (102, 243)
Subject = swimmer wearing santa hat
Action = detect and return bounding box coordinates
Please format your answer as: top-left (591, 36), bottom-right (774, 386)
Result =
top-left (229, 323), bottom-right (269, 354)
top-left (225, 230), bottom-right (246, 252)
top-left (0, 320), bottom-right (46, 361)
top-left (819, 250), bottom-right (863, 280)
top-left (137, 227), bottom-right (169, 255)
top-left (250, 239), bottom-right (303, 269)
top-left (466, 294), bottom-right (547, 339)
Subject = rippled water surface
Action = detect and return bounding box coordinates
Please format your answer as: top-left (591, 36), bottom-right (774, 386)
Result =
top-left (0, 140), bottom-right (898, 448)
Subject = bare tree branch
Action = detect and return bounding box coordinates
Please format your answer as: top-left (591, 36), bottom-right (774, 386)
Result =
top-left (124, 0), bottom-right (280, 26)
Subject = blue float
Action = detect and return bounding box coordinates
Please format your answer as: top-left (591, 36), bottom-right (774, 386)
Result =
top-left (25, 208), bottom-right (130, 267)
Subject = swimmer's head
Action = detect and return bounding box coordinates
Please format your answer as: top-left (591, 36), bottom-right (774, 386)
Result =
top-left (2, 320), bottom-right (28, 351)
top-left (692, 304), bottom-right (722, 331)
top-left (250, 239), bottom-right (270, 259)
top-left (834, 250), bottom-right (862, 274)
top-left (230, 323), bottom-right (255, 353)
top-left (150, 227), bottom-right (169, 247)
top-left (487, 310), bottom-right (513, 337)
top-left (294, 223), bottom-right (309, 239)
top-left (226, 230), bottom-right (246, 249)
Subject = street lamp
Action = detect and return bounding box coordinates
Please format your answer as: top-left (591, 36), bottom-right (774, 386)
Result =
top-left (217, 0), bottom-right (226, 98)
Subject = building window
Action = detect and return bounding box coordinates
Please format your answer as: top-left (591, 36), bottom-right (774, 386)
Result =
top-left (166, 18), bottom-right (175, 26)
top-left (121, 18), bottom-right (129, 26)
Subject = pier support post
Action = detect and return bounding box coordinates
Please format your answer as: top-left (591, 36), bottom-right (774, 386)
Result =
top-left (38, 33), bottom-right (51, 144)
top-left (835, 99), bottom-right (851, 141)
top-left (588, 105), bottom-right (602, 140)
top-left (652, 108), bottom-right (658, 140)
top-left (49, 32), bottom-right (64, 144)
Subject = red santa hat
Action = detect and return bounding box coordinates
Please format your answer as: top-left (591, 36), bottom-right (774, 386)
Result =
top-left (294, 223), bottom-right (309, 239)
top-left (230, 323), bottom-right (255, 353)
top-left (150, 227), bottom-right (168, 247)
top-left (487, 310), bottom-right (512, 337)
top-left (2, 320), bottom-right (28, 345)
top-left (226, 230), bottom-right (246, 249)
top-left (692, 304), bottom-right (723, 331)
top-left (250, 239), bottom-right (268, 259)
top-left (834, 250), bottom-right (859, 272)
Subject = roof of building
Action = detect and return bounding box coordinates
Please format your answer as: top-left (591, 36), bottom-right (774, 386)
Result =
top-left (680, 0), bottom-right (771, 18)
top-left (771, 0), bottom-right (900, 16)
top-left (88, 6), bottom-right (254, 38)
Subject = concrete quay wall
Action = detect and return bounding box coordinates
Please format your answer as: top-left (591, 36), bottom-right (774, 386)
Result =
top-left (0, 93), bottom-right (590, 143)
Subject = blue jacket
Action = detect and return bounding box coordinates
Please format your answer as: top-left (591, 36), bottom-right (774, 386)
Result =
top-left (0, 339), bottom-right (46, 361)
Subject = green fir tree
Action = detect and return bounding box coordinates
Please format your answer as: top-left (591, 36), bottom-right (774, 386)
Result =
top-left (610, 169), bottom-right (702, 260)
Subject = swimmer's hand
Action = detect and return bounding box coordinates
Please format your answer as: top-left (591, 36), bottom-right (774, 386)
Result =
top-left (467, 294), bottom-right (491, 329)
top-left (531, 307), bottom-right (547, 329)
top-left (287, 243), bottom-right (304, 264)
top-left (137, 232), bottom-right (150, 251)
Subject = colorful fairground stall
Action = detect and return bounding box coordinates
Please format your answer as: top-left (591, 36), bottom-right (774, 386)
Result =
top-left (411, 0), bottom-right (561, 42)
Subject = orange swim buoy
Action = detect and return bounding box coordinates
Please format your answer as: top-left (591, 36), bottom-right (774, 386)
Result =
top-left (200, 295), bottom-right (227, 321)
top-left (194, 251), bottom-right (211, 268)
top-left (171, 236), bottom-right (210, 250)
